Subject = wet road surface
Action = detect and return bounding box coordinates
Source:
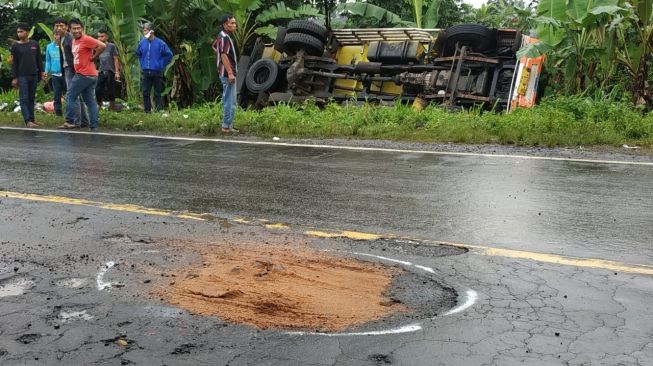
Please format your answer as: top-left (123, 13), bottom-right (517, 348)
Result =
top-left (0, 129), bottom-right (651, 263)
top-left (1, 128), bottom-right (652, 365)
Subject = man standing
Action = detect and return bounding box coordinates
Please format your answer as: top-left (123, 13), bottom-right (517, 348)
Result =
top-left (10, 22), bottom-right (46, 128)
top-left (216, 14), bottom-right (238, 133)
top-left (54, 17), bottom-right (89, 128)
top-left (95, 29), bottom-right (121, 111)
top-left (135, 23), bottom-right (172, 113)
top-left (44, 33), bottom-right (66, 117)
top-left (59, 18), bottom-right (105, 131)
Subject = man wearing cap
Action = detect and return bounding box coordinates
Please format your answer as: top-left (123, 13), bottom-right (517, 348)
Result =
top-left (135, 23), bottom-right (173, 113)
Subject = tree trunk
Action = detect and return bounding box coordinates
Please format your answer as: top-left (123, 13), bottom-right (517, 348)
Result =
top-left (171, 61), bottom-right (194, 108)
top-left (631, 51), bottom-right (651, 107)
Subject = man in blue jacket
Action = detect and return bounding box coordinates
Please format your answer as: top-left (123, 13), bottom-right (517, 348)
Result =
top-left (135, 23), bottom-right (173, 113)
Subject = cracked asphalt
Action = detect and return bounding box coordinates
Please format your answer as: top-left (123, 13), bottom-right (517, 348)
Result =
top-left (1, 129), bottom-right (652, 365)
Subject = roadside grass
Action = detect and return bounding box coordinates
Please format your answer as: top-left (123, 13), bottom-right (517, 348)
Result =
top-left (0, 96), bottom-right (652, 148)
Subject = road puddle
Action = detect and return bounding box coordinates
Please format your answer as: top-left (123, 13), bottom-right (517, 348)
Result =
top-left (59, 310), bottom-right (94, 322)
top-left (154, 244), bottom-right (406, 331)
top-left (54, 278), bottom-right (88, 289)
top-left (0, 279), bottom-right (34, 297)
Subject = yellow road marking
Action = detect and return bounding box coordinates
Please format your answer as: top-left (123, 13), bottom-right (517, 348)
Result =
top-left (265, 223), bottom-right (289, 229)
top-left (0, 190), bottom-right (206, 221)
top-left (479, 247), bottom-right (653, 275)
top-left (305, 230), bottom-right (382, 241)
top-left (3, 190), bottom-right (652, 276)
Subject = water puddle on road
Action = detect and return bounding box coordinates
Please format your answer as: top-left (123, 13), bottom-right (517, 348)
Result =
top-left (59, 310), bottom-right (94, 322)
top-left (54, 278), bottom-right (89, 289)
top-left (0, 279), bottom-right (35, 297)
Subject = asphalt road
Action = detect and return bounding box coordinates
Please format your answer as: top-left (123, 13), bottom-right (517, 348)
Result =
top-left (1, 128), bottom-right (652, 365)
top-left (0, 129), bottom-right (651, 263)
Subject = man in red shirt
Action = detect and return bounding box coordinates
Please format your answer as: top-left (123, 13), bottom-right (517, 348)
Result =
top-left (59, 18), bottom-right (106, 131)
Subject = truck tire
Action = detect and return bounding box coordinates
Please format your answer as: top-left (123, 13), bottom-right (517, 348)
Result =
top-left (274, 26), bottom-right (287, 53)
top-left (284, 33), bottom-right (324, 57)
top-left (287, 20), bottom-right (327, 43)
top-left (245, 58), bottom-right (280, 93)
top-left (236, 55), bottom-right (251, 100)
top-left (440, 24), bottom-right (496, 55)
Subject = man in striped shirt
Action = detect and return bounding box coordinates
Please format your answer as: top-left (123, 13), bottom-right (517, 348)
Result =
top-left (215, 14), bottom-right (238, 133)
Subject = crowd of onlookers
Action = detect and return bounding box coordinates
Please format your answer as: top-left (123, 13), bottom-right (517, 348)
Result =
top-left (10, 14), bottom-right (240, 133)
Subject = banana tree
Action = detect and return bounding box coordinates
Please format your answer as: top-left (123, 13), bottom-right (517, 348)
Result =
top-left (146, 0), bottom-right (223, 106)
top-left (97, 0), bottom-right (146, 103)
top-left (217, 0), bottom-right (321, 50)
top-left (336, 0), bottom-right (442, 28)
top-left (335, 2), bottom-right (413, 27)
top-left (13, 0), bottom-right (145, 102)
top-left (410, 0), bottom-right (444, 28)
top-left (629, 0), bottom-right (653, 106)
top-left (523, 0), bottom-right (627, 94)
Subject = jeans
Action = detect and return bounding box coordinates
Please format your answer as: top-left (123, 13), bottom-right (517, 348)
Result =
top-left (96, 70), bottom-right (116, 103)
top-left (64, 67), bottom-right (89, 126)
top-left (17, 75), bottom-right (38, 123)
top-left (220, 76), bottom-right (236, 129)
top-left (51, 75), bottom-right (66, 116)
top-left (65, 74), bottom-right (99, 129)
top-left (141, 70), bottom-right (164, 112)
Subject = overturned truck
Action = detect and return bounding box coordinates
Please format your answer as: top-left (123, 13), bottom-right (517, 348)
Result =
top-left (237, 21), bottom-right (544, 111)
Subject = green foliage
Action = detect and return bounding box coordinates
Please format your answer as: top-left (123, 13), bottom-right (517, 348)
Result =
top-left (4, 94), bottom-right (650, 148)
top-left (218, 0), bottom-right (322, 51)
top-left (257, 2), bottom-right (322, 41)
top-left (335, 2), bottom-right (413, 27)
top-left (468, 0), bottom-right (534, 30)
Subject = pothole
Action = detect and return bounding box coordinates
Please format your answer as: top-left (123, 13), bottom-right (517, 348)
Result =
top-left (153, 242), bottom-right (458, 332)
top-left (154, 245), bottom-right (407, 331)
top-left (16, 333), bottom-right (41, 344)
top-left (102, 233), bottom-right (154, 245)
top-left (363, 238), bottom-right (468, 257)
top-left (0, 278), bottom-right (34, 297)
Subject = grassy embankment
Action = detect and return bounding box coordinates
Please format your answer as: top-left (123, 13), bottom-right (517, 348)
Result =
top-left (1, 96), bottom-right (651, 148)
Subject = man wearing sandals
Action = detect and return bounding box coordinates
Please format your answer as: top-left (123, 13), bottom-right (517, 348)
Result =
top-left (58, 18), bottom-right (105, 131)
top-left (54, 17), bottom-right (90, 129)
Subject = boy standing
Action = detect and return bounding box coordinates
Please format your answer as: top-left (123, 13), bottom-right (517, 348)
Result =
top-left (10, 22), bottom-right (46, 128)
top-left (96, 29), bottom-right (121, 111)
top-left (45, 33), bottom-right (66, 117)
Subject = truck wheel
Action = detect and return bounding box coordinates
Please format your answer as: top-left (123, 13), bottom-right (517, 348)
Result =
top-left (440, 24), bottom-right (496, 55)
top-left (274, 26), bottom-right (287, 53)
top-left (245, 58), bottom-right (280, 93)
top-left (284, 33), bottom-right (324, 57)
top-left (287, 20), bottom-right (327, 43)
top-left (236, 55), bottom-right (251, 102)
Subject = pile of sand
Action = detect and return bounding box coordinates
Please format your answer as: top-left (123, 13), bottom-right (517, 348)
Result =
top-left (155, 245), bottom-right (406, 331)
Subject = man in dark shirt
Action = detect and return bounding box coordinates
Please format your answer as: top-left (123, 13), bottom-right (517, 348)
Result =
top-left (54, 17), bottom-right (89, 128)
top-left (10, 22), bottom-right (45, 128)
top-left (95, 29), bottom-right (121, 111)
top-left (215, 14), bottom-right (238, 133)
